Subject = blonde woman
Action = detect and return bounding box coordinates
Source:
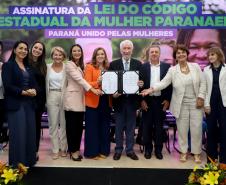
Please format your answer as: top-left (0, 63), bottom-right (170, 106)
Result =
top-left (46, 46), bottom-right (67, 160)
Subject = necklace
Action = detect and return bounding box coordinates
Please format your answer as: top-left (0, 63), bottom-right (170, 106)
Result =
top-left (180, 64), bottom-right (189, 73)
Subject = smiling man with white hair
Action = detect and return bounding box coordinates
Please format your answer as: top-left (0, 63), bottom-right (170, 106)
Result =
top-left (109, 39), bottom-right (143, 161)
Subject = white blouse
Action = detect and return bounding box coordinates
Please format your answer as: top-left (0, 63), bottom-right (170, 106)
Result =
top-left (49, 68), bottom-right (63, 90)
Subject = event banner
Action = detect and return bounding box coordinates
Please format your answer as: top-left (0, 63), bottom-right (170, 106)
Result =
top-left (0, 2), bottom-right (225, 38)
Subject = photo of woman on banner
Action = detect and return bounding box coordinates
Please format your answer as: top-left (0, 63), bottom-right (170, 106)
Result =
top-left (76, 38), bottom-right (113, 64)
top-left (177, 29), bottom-right (226, 70)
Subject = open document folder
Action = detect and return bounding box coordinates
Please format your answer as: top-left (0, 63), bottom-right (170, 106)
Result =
top-left (102, 71), bottom-right (139, 94)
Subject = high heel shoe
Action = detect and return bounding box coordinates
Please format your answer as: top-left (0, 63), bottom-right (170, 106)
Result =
top-left (61, 151), bottom-right (67, 157)
top-left (99, 154), bottom-right (107, 159)
top-left (36, 155), bottom-right (39, 161)
top-left (52, 152), bottom-right (59, 160)
top-left (194, 154), bottom-right (201, 164)
top-left (91, 156), bottom-right (100, 160)
top-left (78, 155), bottom-right (83, 160)
top-left (36, 152), bottom-right (39, 161)
top-left (179, 153), bottom-right (187, 162)
top-left (70, 152), bottom-right (82, 161)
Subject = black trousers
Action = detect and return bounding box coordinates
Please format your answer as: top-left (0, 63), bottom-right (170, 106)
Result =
top-left (142, 97), bottom-right (165, 153)
top-left (65, 111), bottom-right (84, 153)
top-left (206, 102), bottom-right (226, 163)
top-left (35, 110), bottom-right (44, 152)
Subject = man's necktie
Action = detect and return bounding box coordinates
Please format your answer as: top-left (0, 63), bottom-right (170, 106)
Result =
top-left (124, 61), bottom-right (129, 71)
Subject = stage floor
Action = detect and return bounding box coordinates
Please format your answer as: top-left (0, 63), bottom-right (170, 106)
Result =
top-left (0, 129), bottom-right (207, 169)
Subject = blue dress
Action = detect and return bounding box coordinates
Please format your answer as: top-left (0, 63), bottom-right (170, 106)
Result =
top-left (2, 60), bottom-right (37, 167)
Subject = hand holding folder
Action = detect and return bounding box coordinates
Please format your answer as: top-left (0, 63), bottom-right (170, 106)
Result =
top-left (101, 70), bottom-right (139, 94)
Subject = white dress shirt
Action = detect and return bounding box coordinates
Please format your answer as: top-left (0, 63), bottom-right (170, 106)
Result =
top-left (150, 62), bottom-right (161, 96)
top-left (122, 58), bottom-right (130, 71)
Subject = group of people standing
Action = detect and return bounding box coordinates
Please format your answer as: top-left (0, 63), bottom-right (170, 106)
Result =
top-left (140, 44), bottom-right (226, 164)
top-left (0, 39), bottom-right (226, 168)
top-left (0, 40), bottom-right (112, 167)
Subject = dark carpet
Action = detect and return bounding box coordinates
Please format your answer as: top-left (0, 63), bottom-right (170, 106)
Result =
top-left (22, 167), bottom-right (192, 185)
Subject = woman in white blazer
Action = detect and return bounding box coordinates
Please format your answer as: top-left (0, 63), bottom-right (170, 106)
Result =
top-left (63, 44), bottom-right (101, 161)
top-left (141, 44), bottom-right (206, 163)
top-left (46, 46), bottom-right (67, 160)
top-left (204, 47), bottom-right (226, 164)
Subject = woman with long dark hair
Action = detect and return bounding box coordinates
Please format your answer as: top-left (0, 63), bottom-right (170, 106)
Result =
top-left (64, 44), bottom-right (100, 161)
top-left (2, 40), bottom-right (37, 167)
top-left (29, 41), bottom-right (47, 160)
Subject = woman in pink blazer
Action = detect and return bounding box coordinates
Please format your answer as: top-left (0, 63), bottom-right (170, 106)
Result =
top-left (63, 44), bottom-right (101, 161)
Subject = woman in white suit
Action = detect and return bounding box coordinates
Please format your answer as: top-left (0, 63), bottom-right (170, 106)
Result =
top-left (204, 47), bottom-right (226, 164)
top-left (46, 46), bottom-right (67, 160)
top-left (141, 44), bottom-right (206, 163)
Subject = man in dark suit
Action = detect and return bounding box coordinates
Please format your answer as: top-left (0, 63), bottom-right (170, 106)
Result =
top-left (109, 40), bottom-right (143, 160)
top-left (140, 45), bottom-right (172, 160)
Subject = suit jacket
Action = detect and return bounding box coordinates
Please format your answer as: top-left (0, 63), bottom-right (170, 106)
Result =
top-left (63, 61), bottom-right (91, 112)
top-left (204, 64), bottom-right (226, 108)
top-left (153, 63), bottom-right (206, 118)
top-left (46, 63), bottom-right (66, 108)
top-left (2, 60), bottom-right (37, 111)
top-left (108, 58), bottom-right (141, 111)
top-left (139, 62), bottom-right (172, 103)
